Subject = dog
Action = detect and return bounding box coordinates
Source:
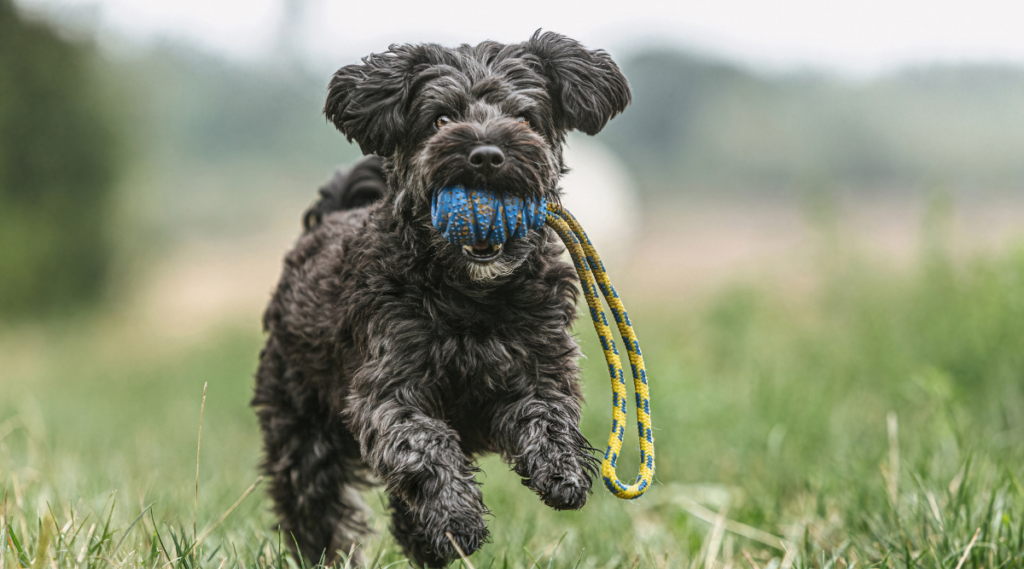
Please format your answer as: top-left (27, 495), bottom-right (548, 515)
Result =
top-left (252, 30), bottom-right (631, 567)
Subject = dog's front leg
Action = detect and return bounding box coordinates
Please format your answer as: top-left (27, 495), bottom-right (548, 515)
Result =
top-left (346, 382), bottom-right (487, 567)
top-left (492, 392), bottom-right (598, 511)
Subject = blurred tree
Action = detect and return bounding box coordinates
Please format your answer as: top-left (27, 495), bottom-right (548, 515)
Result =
top-left (602, 50), bottom-right (1024, 196)
top-left (0, 0), bottom-right (119, 318)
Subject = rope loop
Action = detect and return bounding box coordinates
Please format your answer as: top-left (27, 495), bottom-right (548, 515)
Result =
top-left (545, 202), bottom-right (655, 500)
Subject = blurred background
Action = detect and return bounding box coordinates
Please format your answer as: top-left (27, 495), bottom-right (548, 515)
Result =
top-left (2, 1), bottom-right (1024, 567)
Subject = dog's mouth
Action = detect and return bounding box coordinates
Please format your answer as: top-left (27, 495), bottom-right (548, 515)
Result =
top-left (461, 241), bottom-right (504, 262)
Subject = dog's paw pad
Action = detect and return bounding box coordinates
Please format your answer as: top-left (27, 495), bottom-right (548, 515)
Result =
top-left (430, 517), bottom-right (489, 563)
top-left (532, 472), bottom-right (591, 511)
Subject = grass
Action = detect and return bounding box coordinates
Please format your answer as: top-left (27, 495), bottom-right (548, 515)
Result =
top-left (2, 224), bottom-right (1024, 568)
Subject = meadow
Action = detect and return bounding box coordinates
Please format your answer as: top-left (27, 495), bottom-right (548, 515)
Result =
top-left (5, 6), bottom-right (1024, 565)
top-left (3, 208), bottom-right (1023, 569)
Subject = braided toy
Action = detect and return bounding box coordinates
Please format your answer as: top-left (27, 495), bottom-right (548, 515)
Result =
top-left (432, 186), bottom-right (655, 500)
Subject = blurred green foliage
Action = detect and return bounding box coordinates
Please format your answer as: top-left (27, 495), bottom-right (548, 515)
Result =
top-left (117, 46), bottom-right (358, 240)
top-left (0, 0), bottom-right (120, 318)
top-left (605, 51), bottom-right (1024, 195)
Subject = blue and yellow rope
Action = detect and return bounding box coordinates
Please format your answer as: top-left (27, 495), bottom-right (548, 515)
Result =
top-left (545, 203), bottom-right (655, 500)
top-left (430, 186), bottom-right (655, 500)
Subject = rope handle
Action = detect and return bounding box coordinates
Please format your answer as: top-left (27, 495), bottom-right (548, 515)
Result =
top-left (545, 203), bottom-right (655, 500)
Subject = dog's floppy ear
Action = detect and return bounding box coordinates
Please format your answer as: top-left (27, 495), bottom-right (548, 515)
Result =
top-left (524, 30), bottom-right (631, 135)
top-left (325, 46), bottom-right (423, 156)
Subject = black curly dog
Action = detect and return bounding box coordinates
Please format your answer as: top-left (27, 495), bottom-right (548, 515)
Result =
top-left (252, 31), bottom-right (631, 567)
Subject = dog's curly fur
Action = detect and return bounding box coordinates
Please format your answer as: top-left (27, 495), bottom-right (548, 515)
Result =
top-left (252, 31), bottom-right (630, 567)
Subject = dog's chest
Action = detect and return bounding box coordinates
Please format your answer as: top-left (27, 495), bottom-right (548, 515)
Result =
top-left (414, 286), bottom-right (563, 388)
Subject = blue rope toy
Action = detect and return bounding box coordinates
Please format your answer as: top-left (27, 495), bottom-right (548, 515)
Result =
top-left (431, 185), bottom-right (655, 500)
top-left (431, 185), bottom-right (548, 246)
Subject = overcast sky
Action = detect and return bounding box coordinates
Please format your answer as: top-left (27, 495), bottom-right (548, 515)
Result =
top-left (18, 0), bottom-right (1024, 75)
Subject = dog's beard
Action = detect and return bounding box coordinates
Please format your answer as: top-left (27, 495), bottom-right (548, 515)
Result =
top-left (466, 256), bottom-right (517, 281)
top-left (463, 237), bottom-right (536, 281)
top-left (422, 234), bottom-right (535, 283)
top-left (443, 212), bottom-right (541, 282)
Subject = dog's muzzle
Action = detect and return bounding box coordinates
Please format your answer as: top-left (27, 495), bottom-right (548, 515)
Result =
top-left (431, 186), bottom-right (547, 262)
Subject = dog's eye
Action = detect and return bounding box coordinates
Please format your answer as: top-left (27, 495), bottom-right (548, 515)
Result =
top-left (515, 116), bottom-right (529, 125)
top-left (435, 115), bottom-right (453, 129)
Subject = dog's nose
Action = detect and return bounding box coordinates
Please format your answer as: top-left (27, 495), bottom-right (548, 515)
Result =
top-left (468, 145), bottom-right (505, 171)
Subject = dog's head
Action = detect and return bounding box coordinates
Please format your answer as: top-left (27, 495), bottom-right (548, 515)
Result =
top-left (325, 31), bottom-right (630, 280)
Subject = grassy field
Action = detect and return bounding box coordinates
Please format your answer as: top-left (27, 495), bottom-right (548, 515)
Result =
top-left (2, 232), bottom-right (1024, 569)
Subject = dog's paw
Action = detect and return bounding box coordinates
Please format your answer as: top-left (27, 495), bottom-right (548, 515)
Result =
top-left (526, 466), bottom-right (592, 510)
top-left (427, 515), bottom-right (489, 566)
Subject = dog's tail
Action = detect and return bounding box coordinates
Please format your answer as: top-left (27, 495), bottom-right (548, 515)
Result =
top-left (302, 156), bottom-right (386, 232)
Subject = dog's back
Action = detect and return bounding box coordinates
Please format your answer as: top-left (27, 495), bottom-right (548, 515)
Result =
top-left (302, 156), bottom-right (386, 232)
